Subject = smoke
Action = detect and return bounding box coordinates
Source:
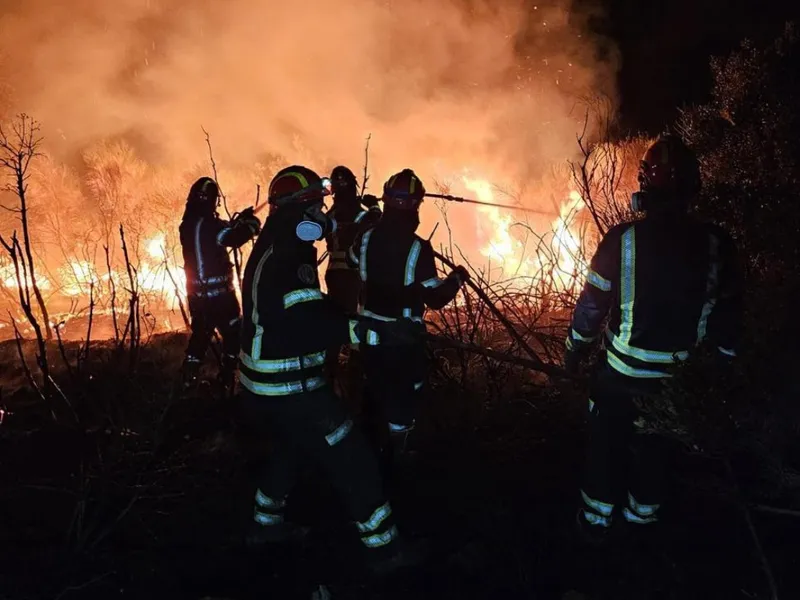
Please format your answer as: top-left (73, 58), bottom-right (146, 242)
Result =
top-left (0, 0), bottom-right (618, 187)
top-left (0, 0), bottom-right (620, 335)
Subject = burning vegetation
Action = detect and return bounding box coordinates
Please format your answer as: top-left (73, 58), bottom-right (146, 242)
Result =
top-left (0, 0), bottom-right (624, 341)
top-left (0, 120), bottom-right (619, 343)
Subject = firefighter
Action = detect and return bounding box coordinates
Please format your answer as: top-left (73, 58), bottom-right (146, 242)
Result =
top-left (239, 165), bottom-right (423, 573)
top-left (347, 168), bottom-right (469, 472)
top-left (179, 177), bottom-right (261, 388)
top-left (323, 166), bottom-right (382, 384)
top-left (326, 165), bottom-right (382, 310)
top-left (564, 135), bottom-right (743, 540)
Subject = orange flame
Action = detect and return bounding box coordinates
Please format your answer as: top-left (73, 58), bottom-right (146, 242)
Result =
top-left (463, 175), bottom-right (588, 298)
top-left (1, 168), bottom-right (595, 339)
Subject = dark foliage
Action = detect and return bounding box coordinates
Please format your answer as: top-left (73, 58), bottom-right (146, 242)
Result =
top-left (680, 23), bottom-right (800, 270)
top-left (666, 23), bottom-right (800, 499)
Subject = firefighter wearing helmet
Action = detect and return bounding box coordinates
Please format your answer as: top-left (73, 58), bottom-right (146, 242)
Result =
top-left (323, 166), bottom-right (382, 382)
top-left (238, 165), bottom-right (423, 574)
top-left (179, 176), bottom-right (261, 389)
top-left (564, 135), bottom-right (743, 541)
top-left (346, 168), bottom-right (470, 474)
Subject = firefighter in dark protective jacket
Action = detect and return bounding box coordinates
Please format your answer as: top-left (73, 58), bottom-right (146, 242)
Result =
top-left (565, 135), bottom-right (743, 539)
top-left (326, 165), bottom-right (382, 310)
top-left (179, 177), bottom-right (261, 387)
top-left (347, 169), bottom-right (469, 471)
top-left (239, 165), bottom-right (423, 573)
top-left (323, 166), bottom-right (382, 382)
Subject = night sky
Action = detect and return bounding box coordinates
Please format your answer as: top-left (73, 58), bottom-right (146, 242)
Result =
top-left (585, 0), bottom-right (800, 133)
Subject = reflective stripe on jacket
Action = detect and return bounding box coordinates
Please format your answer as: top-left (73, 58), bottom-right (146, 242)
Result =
top-left (325, 204), bottom-right (381, 272)
top-left (180, 211), bottom-right (255, 297)
top-left (239, 224), bottom-right (362, 396)
top-left (347, 218), bottom-right (461, 345)
top-left (567, 214), bottom-right (742, 378)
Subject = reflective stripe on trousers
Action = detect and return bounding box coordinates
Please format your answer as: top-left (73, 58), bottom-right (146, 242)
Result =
top-left (253, 488), bottom-right (286, 526)
top-left (581, 489), bottom-right (614, 528)
top-left (356, 502), bottom-right (398, 548)
top-left (239, 372), bottom-right (327, 397)
top-left (192, 275), bottom-right (232, 287)
top-left (623, 492), bottom-right (660, 524)
top-left (191, 285), bottom-right (234, 298)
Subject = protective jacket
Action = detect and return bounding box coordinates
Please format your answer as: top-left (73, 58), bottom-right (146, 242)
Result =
top-left (567, 213), bottom-right (742, 378)
top-left (239, 219), bottom-right (363, 397)
top-left (180, 212), bottom-right (257, 298)
top-left (326, 203), bottom-right (382, 274)
top-left (347, 218), bottom-right (460, 342)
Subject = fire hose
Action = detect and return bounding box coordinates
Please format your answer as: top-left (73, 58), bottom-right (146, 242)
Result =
top-left (354, 313), bottom-right (575, 380)
top-left (425, 193), bottom-right (555, 217)
top-left (250, 188), bottom-right (552, 217)
top-left (241, 181), bottom-right (572, 378)
top-left (425, 333), bottom-right (578, 380)
top-left (432, 250), bottom-right (547, 364)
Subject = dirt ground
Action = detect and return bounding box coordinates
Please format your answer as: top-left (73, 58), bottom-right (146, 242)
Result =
top-left (0, 334), bottom-right (798, 600)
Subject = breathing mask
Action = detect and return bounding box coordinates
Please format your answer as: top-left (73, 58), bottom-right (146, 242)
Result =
top-left (296, 199), bottom-right (338, 242)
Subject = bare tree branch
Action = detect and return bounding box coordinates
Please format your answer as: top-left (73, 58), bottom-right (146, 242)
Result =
top-left (360, 133), bottom-right (372, 196)
top-left (0, 114), bottom-right (51, 339)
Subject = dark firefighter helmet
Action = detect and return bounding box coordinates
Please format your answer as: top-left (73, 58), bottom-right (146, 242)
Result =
top-left (382, 169), bottom-right (426, 210)
top-left (268, 165), bottom-right (332, 213)
top-left (638, 135), bottom-right (701, 197)
top-left (186, 177), bottom-right (219, 210)
top-left (330, 165), bottom-right (358, 194)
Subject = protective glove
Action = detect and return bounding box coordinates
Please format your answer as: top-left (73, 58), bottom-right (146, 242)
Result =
top-left (564, 348), bottom-right (582, 377)
top-left (233, 207), bottom-right (262, 236)
top-left (235, 207), bottom-right (256, 220)
top-left (448, 265), bottom-right (471, 287)
top-left (382, 318), bottom-right (426, 345)
top-left (355, 317), bottom-right (425, 346)
top-left (362, 194), bottom-right (380, 209)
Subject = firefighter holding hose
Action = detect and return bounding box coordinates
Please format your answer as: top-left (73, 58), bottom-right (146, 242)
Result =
top-left (179, 177), bottom-right (261, 388)
top-left (323, 165), bottom-right (382, 385)
top-left (238, 165), bottom-right (424, 574)
top-left (347, 168), bottom-right (470, 474)
top-left (564, 135), bottom-right (743, 541)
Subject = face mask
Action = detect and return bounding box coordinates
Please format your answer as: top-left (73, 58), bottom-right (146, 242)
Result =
top-left (296, 203), bottom-right (337, 242)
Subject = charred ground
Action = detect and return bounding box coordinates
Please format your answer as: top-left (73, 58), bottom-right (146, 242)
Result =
top-left (0, 332), bottom-right (799, 600)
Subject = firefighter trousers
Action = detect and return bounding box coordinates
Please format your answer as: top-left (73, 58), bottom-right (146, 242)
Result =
top-left (581, 365), bottom-right (669, 527)
top-left (362, 343), bottom-right (427, 449)
top-left (238, 387), bottom-right (398, 550)
top-left (185, 292), bottom-right (241, 362)
top-left (324, 270), bottom-right (363, 376)
top-left (325, 270), bottom-right (362, 314)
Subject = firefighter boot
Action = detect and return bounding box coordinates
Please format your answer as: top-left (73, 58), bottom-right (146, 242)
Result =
top-left (389, 428), bottom-right (418, 469)
top-left (343, 348), bottom-right (365, 411)
top-left (245, 520), bottom-right (311, 549)
top-left (181, 357), bottom-right (202, 388)
top-left (575, 508), bottom-right (612, 547)
top-left (366, 536), bottom-right (430, 578)
top-left (245, 489), bottom-right (311, 548)
top-left (377, 428), bottom-right (418, 485)
top-left (218, 353), bottom-right (238, 391)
